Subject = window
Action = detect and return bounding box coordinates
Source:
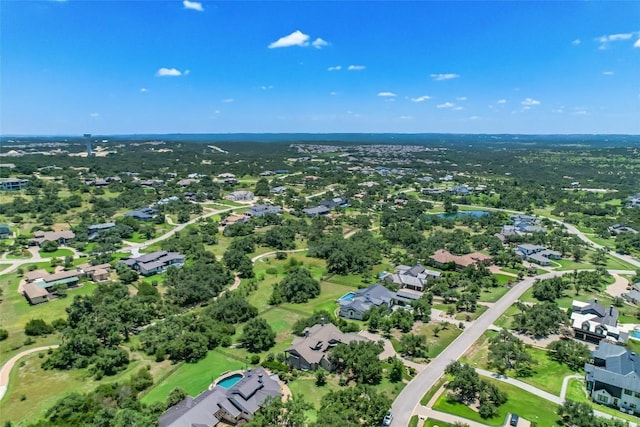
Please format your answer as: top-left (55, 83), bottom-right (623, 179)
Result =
top-left (631, 404), bottom-right (637, 409)
top-left (625, 389), bottom-right (633, 396)
top-left (634, 392), bottom-right (640, 398)
top-left (598, 394), bottom-right (609, 403)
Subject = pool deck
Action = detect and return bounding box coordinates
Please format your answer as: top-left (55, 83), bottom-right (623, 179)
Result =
top-left (209, 370), bottom-right (245, 390)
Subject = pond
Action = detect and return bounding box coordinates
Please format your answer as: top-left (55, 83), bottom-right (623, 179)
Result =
top-left (434, 210), bottom-right (490, 219)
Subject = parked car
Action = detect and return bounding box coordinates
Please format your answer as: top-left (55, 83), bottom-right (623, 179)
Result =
top-left (382, 411), bottom-right (393, 426)
top-left (510, 413), bottom-right (519, 426)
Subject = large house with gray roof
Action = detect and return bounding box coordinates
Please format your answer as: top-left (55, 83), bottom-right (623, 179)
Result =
top-left (514, 244), bottom-right (561, 266)
top-left (381, 264), bottom-right (441, 293)
top-left (585, 342), bottom-right (640, 415)
top-left (120, 250), bottom-right (185, 276)
top-left (285, 323), bottom-right (368, 371)
top-left (338, 283), bottom-right (396, 320)
top-left (571, 299), bottom-right (628, 344)
top-left (159, 367), bottom-right (280, 427)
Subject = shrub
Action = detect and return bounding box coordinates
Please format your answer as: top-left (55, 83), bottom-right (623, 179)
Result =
top-left (24, 319), bottom-right (54, 336)
top-left (0, 329), bottom-right (8, 341)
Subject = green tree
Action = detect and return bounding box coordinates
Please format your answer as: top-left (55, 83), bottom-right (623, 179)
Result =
top-left (329, 341), bottom-right (384, 384)
top-left (240, 318), bottom-right (276, 353)
top-left (487, 330), bottom-right (536, 376)
top-left (24, 319), bottom-right (54, 336)
top-left (270, 267), bottom-right (320, 304)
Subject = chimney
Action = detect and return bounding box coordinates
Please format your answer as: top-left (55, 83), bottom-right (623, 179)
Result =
top-left (610, 306), bottom-right (614, 316)
top-left (258, 373), bottom-right (263, 383)
top-left (304, 328), bottom-right (310, 338)
top-left (321, 317), bottom-right (325, 326)
top-left (247, 369), bottom-right (252, 377)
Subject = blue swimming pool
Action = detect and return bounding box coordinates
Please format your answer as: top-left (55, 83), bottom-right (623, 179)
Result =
top-left (631, 330), bottom-right (640, 340)
top-left (338, 292), bottom-right (356, 302)
top-left (217, 373), bottom-right (243, 389)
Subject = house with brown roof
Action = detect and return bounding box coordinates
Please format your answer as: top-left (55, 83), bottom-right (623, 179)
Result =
top-left (429, 249), bottom-right (492, 270)
top-left (77, 263), bottom-right (112, 282)
top-left (30, 230), bottom-right (75, 247)
top-left (22, 282), bottom-right (49, 305)
top-left (285, 323), bottom-right (368, 371)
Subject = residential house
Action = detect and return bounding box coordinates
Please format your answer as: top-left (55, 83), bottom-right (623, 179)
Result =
top-left (221, 215), bottom-right (249, 226)
top-left (338, 283), bottom-right (396, 320)
top-left (159, 367), bottom-right (281, 427)
top-left (246, 205), bottom-right (281, 218)
top-left (270, 186), bottom-right (287, 195)
top-left (429, 249), bottom-right (492, 270)
top-left (30, 230), bottom-right (75, 247)
top-left (571, 299), bottom-right (628, 344)
top-left (124, 207), bottom-right (157, 221)
top-left (608, 224), bottom-right (638, 235)
top-left (622, 289), bottom-right (640, 305)
top-left (627, 194), bottom-right (640, 208)
top-left (0, 178), bottom-right (28, 191)
top-left (0, 224), bottom-right (11, 239)
top-left (121, 251), bottom-right (185, 276)
top-left (450, 185), bottom-right (472, 196)
top-left (319, 198), bottom-right (348, 209)
top-left (25, 269), bottom-right (83, 291)
top-left (87, 222), bottom-right (116, 239)
top-left (381, 264), bottom-right (441, 293)
top-left (226, 191), bottom-right (254, 202)
top-left (285, 323), bottom-right (368, 371)
top-left (514, 244), bottom-right (561, 266)
top-left (155, 196), bottom-right (179, 206)
top-left (22, 282), bottom-right (49, 305)
top-left (137, 179), bottom-right (164, 188)
top-left (302, 206), bottom-right (330, 217)
top-left (585, 342), bottom-right (640, 415)
top-left (176, 178), bottom-right (198, 187)
top-left (77, 263), bottom-right (112, 282)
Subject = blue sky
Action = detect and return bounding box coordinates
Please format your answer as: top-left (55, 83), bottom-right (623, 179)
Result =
top-left (1, 1), bottom-right (639, 135)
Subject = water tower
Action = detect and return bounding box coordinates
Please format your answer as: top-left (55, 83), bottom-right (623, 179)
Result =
top-left (84, 133), bottom-right (93, 157)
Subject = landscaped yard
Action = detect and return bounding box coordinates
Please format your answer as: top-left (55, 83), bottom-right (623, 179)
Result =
top-left (433, 378), bottom-right (561, 426)
top-left (38, 248), bottom-right (75, 258)
top-left (565, 378), bottom-right (640, 424)
top-left (140, 349), bottom-right (245, 405)
top-left (478, 285), bottom-right (511, 303)
top-left (413, 323), bottom-right (464, 359)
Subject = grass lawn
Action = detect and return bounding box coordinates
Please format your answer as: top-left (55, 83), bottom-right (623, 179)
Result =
top-left (478, 286), bottom-right (510, 303)
top-left (421, 375), bottom-right (447, 405)
top-left (0, 268), bottom-right (97, 365)
top-left (414, 323), bottom-right (464, 359)
top-left (0, 350), bottom-right (158, 426)
top-left (288, 374), bottom-right (341, 422)
top-left (434, 378), bottom-right (560, 426)
top-left (38, 248), bottom-right (75, 258)
top-left (565, 378), bottom-right (640, 424)
top-left (140, 349), bottom-right (245, 405)
top-left (423, 420), bottom-right (455, 427)
top-left (493, 274), bottom-right (516, 286)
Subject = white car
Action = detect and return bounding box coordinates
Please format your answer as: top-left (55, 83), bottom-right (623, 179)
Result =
top-left (382, 411), bottom-right (393, 426)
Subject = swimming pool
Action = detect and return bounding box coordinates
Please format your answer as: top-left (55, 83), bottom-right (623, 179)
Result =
top-left (338, 291), bottom-right (356, 302)
top-left (217, 373), bottom-right (243, 389)
top-left (631, 329), bottom-right (640, 340)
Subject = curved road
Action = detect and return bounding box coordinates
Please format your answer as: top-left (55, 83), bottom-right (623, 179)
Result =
top-left (0, 345), bottom-right (59, 401)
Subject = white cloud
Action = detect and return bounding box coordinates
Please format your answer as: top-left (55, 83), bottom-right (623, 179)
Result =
top-left (456, 96), bottom-right (467, 101)
top-left (572, 39), bottom-right (581, 45)
top-left (497, 99), bottom-right (507, 104)
top-left (329, 91), bottom-right (338, 96)
top-left (574, 110), bottom-right (588, 116)
top-left (183, 0), bottom-right (203, 12)
top-left (312, 38), bottom-right (329, 49)
top-left (377, 92), bottom-right (397, 97)
top-left (602, 71), bottom-right (615, 76)
top-left (90, 112), bottom-right (100, 118)
top-left (469, 116), bottom-right (480, 120)
top-left (222, 98), bottom-right (234, 103)
top-left (597, 32), bottom-right (638, 49)
top-left (347, 65), bottom-right (366, 71)
top-left (327, 65), bottom-right (342, 71)
top-left (156, 67), bottom-right (184, 77)
top-left (431, 73), bottom-right (459, 81)
top-left (140, 88), bottom-right (148, 93)
top-left (411, 95), bottom-right (431, 103)
top-left (399, 116), bottom-right (413, 120)
top-left (454, 106), bottom-right (464, 111)
top-left (437, 102), bottom-right (456, 109)
top-left (261, 85), bottom-right (274, 90)
top-left (268, 30), bottom-right (310, 48)
top-left (521, 97), bottom-right (541, 106)
top-left (635, 39), bottom-right (640, 48)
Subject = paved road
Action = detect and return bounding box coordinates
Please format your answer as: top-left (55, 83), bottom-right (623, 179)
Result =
top-left (0, 345), bottom-right (59, 401)
top-left (390, 270), bottom-right (569, 427)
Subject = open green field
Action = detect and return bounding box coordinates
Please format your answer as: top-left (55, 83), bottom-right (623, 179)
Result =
top-left (478, 285), bottom-right (511, 302)
top-left (37, 248), bottom-right (75, 258)
top-left (413, 323), bottom-right (464, 359)
top-left (0, 267), bottom-right (98, 365)
top-left (0, 350), bottom-right (162, 426)
top-left (140, 349), bottom-right (245, 405)
top-left (433, 378), bottom-right (560, 426)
